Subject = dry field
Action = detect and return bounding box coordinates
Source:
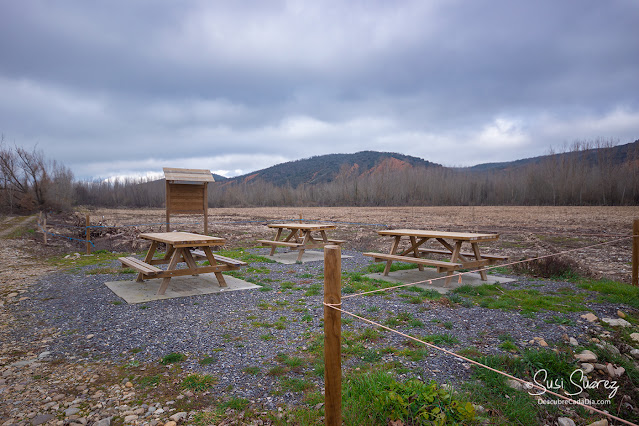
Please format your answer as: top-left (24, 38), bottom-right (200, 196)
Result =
top-left (82, 205), bottom-right (639, 283)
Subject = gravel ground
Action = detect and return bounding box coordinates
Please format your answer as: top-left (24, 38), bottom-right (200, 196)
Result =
top-left (6, 247), bottom-right (626, 412)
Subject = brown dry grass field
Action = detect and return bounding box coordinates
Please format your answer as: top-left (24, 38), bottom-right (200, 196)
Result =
top-left (88, 205), bottom-right (639, 283)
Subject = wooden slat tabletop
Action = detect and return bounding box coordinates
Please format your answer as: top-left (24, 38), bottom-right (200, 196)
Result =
top-left (141, 232), bottom-right (225, 246)
top-left (377, 229), bottom-right (499, 241)
top-left (267, 223), bottom-right (336, 231)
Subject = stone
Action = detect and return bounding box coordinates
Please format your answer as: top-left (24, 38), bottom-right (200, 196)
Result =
top-left (124, 382), bottom-right (133, 388)
top-left (569, 337), bottom-right (578, 346)
top-left (594, 363), bottom-right (607, 371)
top-left (557, 418), bottom-right (576, 426)
top-left (31, 414), bottom-right (55, 425)
top-left (506, 379), bottom-right (524, 391)
top-left (597, 342), bottom-right (620, 355)
top-left (170, 412), bottom-right (187, 422)
top-left (581, 363), bottom-right (594, 374)
top-left (606, 363), bottom-right (625, 378)
top-left (154, 408), bottom-right (165, 415)
top-left (586, 419), bottom-right (608, 426)
top-left (574, 350), bottom-right (597, 363)
top-left (7, 292), bottom-right (18, 298)
top-left (617, 310), bottom-right (626, 318)
top-left (93, 418), bottom-right (111, 426)
top-left (601, 318), bottom-right (631, 327)
top-left (64, 408), bottom-right (80, 417)
top-left (164, 422), bottom-right (177, 426)
top-left (631, 349), bottom-right (639, 360)
top-left (38, 351), bottom-right (52, 359)
top-left (581, 313), bottom-right (597, 322)
top-left (630, 333), bottom-right (639, 343)
top-left (123, 415), bottom-right (138, 423)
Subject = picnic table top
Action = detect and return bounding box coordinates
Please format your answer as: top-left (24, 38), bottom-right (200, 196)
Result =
top-left (377, 229), bottom-right (499, 241)
top-left (267, 223), bottom-right (336, 231)
top-left (140, 232), bottom-right (225, 247)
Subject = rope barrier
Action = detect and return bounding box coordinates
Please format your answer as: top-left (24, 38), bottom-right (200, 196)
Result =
top-left (37, 224), bottom-right (94, 247)
top-left (324, 302), bottom-right (638, 426)
top-left (341, 235), bottom-right (632, 300)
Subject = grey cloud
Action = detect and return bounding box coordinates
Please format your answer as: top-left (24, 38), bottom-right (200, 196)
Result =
top-left (0, 0), bottom-right (637, 179)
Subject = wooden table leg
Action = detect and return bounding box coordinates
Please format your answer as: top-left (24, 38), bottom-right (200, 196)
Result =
top-left (471, 242), bottom-right (488, 281)
top-left (270, 228), bottom-right (283, 255)
top-left (138, 240), bottom-right (158, 282)
top-left (182, 249), bottom-right (199, 276)
top-left (383, 236), bottom-right (401, 276)
top-left (158, 247), bottom-right (182, 295)
top-left (320, 230), bottom-right (329, 243)
top-left (445, 241), bottom-right (462, 287)
top-left (409, 236), bottom-right (424, 271)
top-left (203, 246), bottom-right (227, 287)
top-left (296, 231), bottom-right (311, 262)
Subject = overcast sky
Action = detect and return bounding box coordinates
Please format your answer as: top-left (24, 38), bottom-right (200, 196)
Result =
top-left (1, 1), bottom-right (638, 180)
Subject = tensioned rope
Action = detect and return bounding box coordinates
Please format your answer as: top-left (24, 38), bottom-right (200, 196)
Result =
top-left (36, 224), bottom-right (95, 247)
top-left (325, 234), bottom-right (637, 425)
top-left (341, 235), bottom-right (632, 300)
top-left (323, 302), bottom-right (638, 426)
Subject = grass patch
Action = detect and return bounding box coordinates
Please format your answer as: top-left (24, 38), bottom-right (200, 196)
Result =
top-left (366, 261), bottom-right (419, 274)
top-left (280, 377), bottom-right (314, 393)
top-left (304, 283), bottom-right (322, 296)
top-left (422, 333), bottom-right (459, 346)
top-left (217, 248), bottom-right (275, 263)
top-left (544, 315), bottom-right (577, 326)
top-left (220, 397), bottom-right (250, 411)
top-left (243, 366), bottom-right (261, 375)
top-left (343, 369), bottom-right (475, 425)
top-left (452, 284), bottom-right (587, 314)
top-left (577, 278), bottom-right (639, 309)
top-left (181, 373), bottom-right (217, 392)
top-left (139, 374), bottom-right (162, 388)
top-left (199, 355), bottom-right (217, 366)
top-left (160, 352), bottom-right (186, 365)
top-left (47, 250), bottom-right (130, 270)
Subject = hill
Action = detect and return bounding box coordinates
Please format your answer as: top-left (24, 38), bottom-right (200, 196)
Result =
top-left (467, 139), bottom-right (639, 172)
top-left (225, 151), bottom-right (441, 187)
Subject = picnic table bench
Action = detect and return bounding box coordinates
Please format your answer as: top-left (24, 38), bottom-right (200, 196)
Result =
top-left (257, 223), bottom-right (344, 262)
top-left (119, 232), bottom-right (246, 295)
top-left (364, 229), bottom-right (507, 286)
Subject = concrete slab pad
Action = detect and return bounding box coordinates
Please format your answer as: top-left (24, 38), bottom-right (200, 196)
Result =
top-left (265, 250), bottom-right (352, 264)
top-left (365, 268), bottom-right (515, 294)
top-left (105, 274), bottom-right (260, 304)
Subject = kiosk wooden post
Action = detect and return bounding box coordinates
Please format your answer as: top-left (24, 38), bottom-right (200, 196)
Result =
top-left (324, 245), bottom-right (342, 426)
top-left (163, 168), bottom-right (215, 235)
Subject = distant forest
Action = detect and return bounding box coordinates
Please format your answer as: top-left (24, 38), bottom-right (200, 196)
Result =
top-left (1, 139), bottom-right (638, 213)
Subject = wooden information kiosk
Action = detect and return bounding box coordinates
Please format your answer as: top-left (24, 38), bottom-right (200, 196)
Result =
top-left (164, 167), bottom-right (215, 234)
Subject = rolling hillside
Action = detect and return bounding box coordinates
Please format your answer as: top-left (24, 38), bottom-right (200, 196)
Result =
top-left (225, 151), bottom-right (441, 187)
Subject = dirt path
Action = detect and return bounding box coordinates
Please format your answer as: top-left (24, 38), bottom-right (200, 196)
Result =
top-left (0, 215), bottom-right (37, 238)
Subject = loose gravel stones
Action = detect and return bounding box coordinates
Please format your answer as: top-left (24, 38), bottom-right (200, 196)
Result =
top-left (2, 245), bottom-right (638, 424)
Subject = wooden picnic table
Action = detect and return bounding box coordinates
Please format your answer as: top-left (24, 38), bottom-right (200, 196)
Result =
top-left (363, 229), bottom-right (507, 286)
top-left (119, 232), bottom-right (246, 295)
top-left (257, 223), bottom-right (345, 262)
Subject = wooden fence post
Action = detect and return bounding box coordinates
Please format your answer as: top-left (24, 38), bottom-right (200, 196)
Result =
top-left (85, 213), bottom-right (91, 254)
top-left (324, 245), bottom-right (342, 425)
top-left (299, 213), bottom-right (303, 224)
top-left (40, 212), bottom-right (47, 245)
top-left (633, 219), bottom-right (638, 287)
